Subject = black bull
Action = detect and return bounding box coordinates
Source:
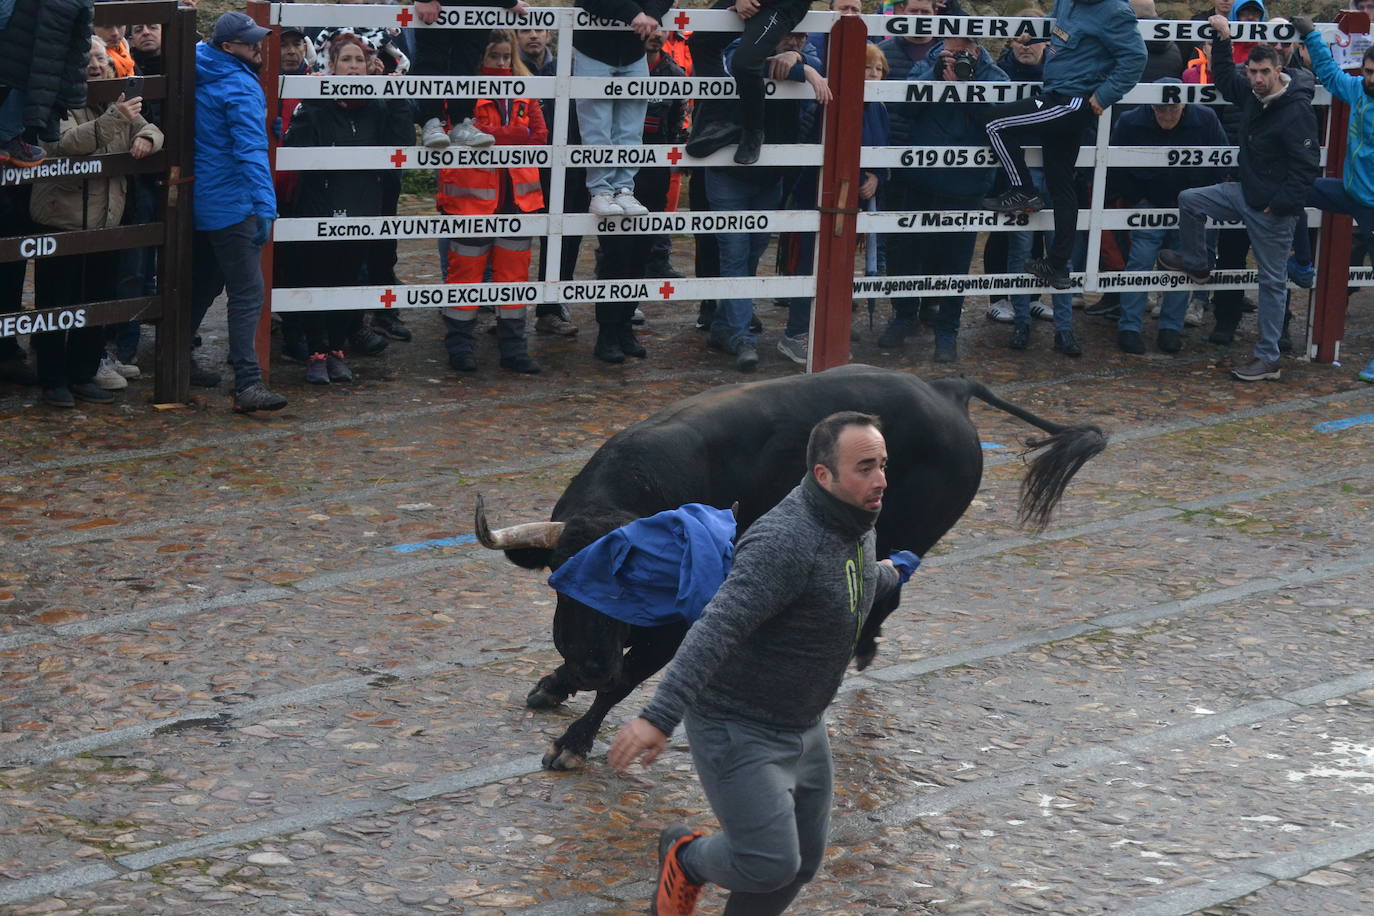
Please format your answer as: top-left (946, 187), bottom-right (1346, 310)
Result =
top-left (474, 366), bottom-right (1106, 770)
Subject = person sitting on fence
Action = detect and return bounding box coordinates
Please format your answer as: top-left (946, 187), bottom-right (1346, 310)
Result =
top-left (1107, 78), bottom-right (1228, 356)
top-left (699, 31), bottom-right (829, 373)
top-left (983, 0), bottom-right (1146, 291)
top-left (0, 0), bottom-right (94, 169)
top-left (879, 34), bottom-right (1006, 363)
top-left (573, 0), bottom-right (665, 216)
top-left (189, 11), bottom-right (287, 412)
top-left (282, 34), bottom-right (414, 386)
top-left (28, 37), bottom-right (163, 408)
top-left (413, 0), bottom-right (530, 151)
top-left (439, 29), bottom-right (547, 375)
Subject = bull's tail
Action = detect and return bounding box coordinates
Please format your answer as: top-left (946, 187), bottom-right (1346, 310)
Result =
top-left (942, 377), bottom-right (1107, 530)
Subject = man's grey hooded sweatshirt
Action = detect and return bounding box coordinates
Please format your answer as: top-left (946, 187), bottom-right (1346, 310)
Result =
top-left (640, 474), bottom-right (901, 736)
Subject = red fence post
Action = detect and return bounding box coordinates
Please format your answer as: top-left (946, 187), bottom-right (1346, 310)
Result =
top-left (249, 0), bottom-right (277, 383)
top-left (810, 16), bottom-right (867, 372)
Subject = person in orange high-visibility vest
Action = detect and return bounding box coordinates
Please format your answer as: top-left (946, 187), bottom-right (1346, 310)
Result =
top-left (438, 30), bottom-right (549, 375)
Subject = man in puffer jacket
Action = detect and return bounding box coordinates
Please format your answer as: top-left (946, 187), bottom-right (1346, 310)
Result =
top-left (983, 0), bottom-right (1146, 296)
top-left (189, 12), bottom-right (286, 413)
top-left (0, 0), bottom-right (93, 167)
top-left (29, 38), bottom-right (162, 407)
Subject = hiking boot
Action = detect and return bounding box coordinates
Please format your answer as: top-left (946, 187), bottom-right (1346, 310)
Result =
top-left (94, 355), bottom-right (129, 390)
top-left (305, 353), bottom-right (329, 384)
top-left (685, 121), bottom-right (739, 159)
top-left (41, 386), bottom-right (74, 408)
top-left (1231, 357), bottom-right (1281, 382)
top-left (535, 313), bottom-right (579, 336)
top-left (448, 117), bottom-right (495, 148)
top-left (735, 343), bottom-right (759, 373)
top-left (589, 193), bottom-right (623, 217)
top-left (984, 186), bottom-right (1045, 213)
top-left (985, 298), bottom-right (1014, 323)
top-left (0, 138), bottom-right (45, 168)
top-left (777, 332), bottom-right (808, 365)
top-left (421, 117), bottom-right (451, 150)
top-left (878, 318), bottom-right (916, 348)
top-left (594, 327), bottom-right (626, 364)
top-left (189, 358), bottom-right (221, 388)
top-left (1117, 329), bottom-right (1145, 354)
top-left (1026, 257), bottom-right (1071, 289)
top-left (653, 826), bottom-right (704, 916)
top-left (1156, 249), bottom-right (1211, 282)
top-left (614, 189), bottom-right (649, 216)
top-left (371, 311), bottom-right (412, 341)
top-left (1054, 330), bottom-right (1083, 357)
top-left (500, 354), bottom-right (542, 374)
top-left (1156, 328), bottom-right (1182, 353)
top-left (71, 381), bottom-right (114, 403)
top-left (1287, 255), bottom-right (1315, 289)
top-left (233, 382), bottom-right (287, 412)
top-left (1008, 322), bottom-right (1031, 350)
top-left (617, 324), bottom-right (647, 359)
top-left (734, 128), bottom-right (763, 165)
top-left (932, 336), bottom-right (957, 363)
top-left (326, 350), bottom-right (353, 383)
top-left (448, 352), bottom-right (477, 372)
top-left (349, 327), bottom-right (388, 356)
top-left (1358, 355), bottom-right (1374, 382)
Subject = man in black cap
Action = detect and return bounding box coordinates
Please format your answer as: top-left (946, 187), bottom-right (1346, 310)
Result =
top-left (189, 11), bottom-right (287, 412)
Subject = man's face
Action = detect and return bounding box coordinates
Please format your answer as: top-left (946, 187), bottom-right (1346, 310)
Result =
top-left (906, 0), bottom-right (934, 14)
top-left (891, 0), bottom-right (909, 12)
top-left (1152, 103), bottom-right (1184, 130)
top-left (1213, 0), bottom-right (1230, 15)
top-left (645, 30), bottom-right (666, 54)
top-left (815, 425), bottom-right (888, 512)
top-left (519, 29), bottom-right (550, 60)
top-left (222, 39), bottom-right (264, 72)
top-left (281, 34), bottom-right (306, 72)
top-left (776, 33), bottom-right (806, 53)
top-left (1363, 57), bottom-right (1374, 94)
top-left (130, 24), bottom-right (162, 54)
top-left (1011, 35), bottom-right (1045, 65)
top-left (1236, 3), bottom-right (1262, 22)
top-left (1246, 57), bottom-right (1281, 96)
top-left (95, 25), bottom-right (125, 46)
top-left (832, 0), bottom-right (863, 15)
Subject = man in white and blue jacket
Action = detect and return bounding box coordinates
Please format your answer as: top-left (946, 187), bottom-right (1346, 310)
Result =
top-left (983, 0), bottom-right (1146, 300)
top-left (1293, 15), bottom-right (1374, 383)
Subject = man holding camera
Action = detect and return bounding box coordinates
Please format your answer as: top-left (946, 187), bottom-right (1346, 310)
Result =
top-left (879, 36), bottom-right (1007, 361)
top-left (983, 0), bottom-right (1145, 289)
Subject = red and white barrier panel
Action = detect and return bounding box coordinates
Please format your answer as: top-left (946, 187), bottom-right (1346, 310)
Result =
top-left (273, 144), bottom-right (822, 172)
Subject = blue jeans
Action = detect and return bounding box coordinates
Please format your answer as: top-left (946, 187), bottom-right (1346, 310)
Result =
top-left (706, 168), bottom-right (783, 351)
top-left (1119, 227), bottom-right (1189, 334)
top-left (190, 216), bottom-right (267, 390)
top-left (0, 87), bottom-right (25, 140)
top-left (1009, 229), bottom-right (1081, 332)
top-left (1179, 182), bottom-right (1295, 363)
top-left (1293, 177), bottom-right (1374, 264)
top-left (573, 49), bottom-right (648, 197)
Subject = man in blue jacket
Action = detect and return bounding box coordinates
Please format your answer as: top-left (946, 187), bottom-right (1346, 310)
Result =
top-left (879, 37), bottom-right (1007, 362)
top-left (983, 0), bottom-right (1146, 298)
top-left (190, 12), bottom-right (286, 412)
top-left (1294, 15), bottom-right (1374, 383)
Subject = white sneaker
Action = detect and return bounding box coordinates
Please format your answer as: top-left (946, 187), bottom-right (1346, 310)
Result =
top-left (614, 189), bottom-right (649, 216)
top-left (95, 355), bottom-right (128, 390)
top-left (448, 117), bottom-right (495, 149)
top-left (421, 118), bottom-right (450, 150)
top-left (777, 333), bottom-right (808, 365)
top-left (985, 298), bottom-right (1014, 323)
top-left (110, 356), bottom-right (140, 379)
top-left (1184, 300), bottom-right (1206, 328)
top-left (589, 193), bottom-right (624, 217)
top-left (1029, 300), bottom-right (1053, 321)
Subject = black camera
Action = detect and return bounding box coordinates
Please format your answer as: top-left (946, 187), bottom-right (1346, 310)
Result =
top-left (949, 50), bottom-right (977, 81)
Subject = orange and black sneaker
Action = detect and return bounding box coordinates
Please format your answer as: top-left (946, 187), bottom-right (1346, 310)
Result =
top-left (652, 824), bottom-right (704, 915)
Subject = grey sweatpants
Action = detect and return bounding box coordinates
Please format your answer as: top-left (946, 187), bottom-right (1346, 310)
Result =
top-left (680, 711), bottom-right (832, 916)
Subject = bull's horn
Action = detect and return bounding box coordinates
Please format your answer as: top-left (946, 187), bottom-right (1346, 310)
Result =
top-left (474, 493), bottom-right (565, 550)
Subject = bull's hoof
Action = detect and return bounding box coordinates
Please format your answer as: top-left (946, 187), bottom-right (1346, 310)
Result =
top-left (525, 687), bottom-right (566, 710)
top-left (541, 743), bottom-right (587, 771)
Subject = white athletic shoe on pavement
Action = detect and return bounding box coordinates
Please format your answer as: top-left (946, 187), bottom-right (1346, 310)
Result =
top-left (94, 355), bottom-right (128, 390)
top-left (985, 298), bottom-right (1014, 323)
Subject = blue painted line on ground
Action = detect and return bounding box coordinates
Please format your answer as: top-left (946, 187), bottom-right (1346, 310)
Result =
top-left (1313, 414), bottom-right (1374, 433)
top-left (386, 534), bottom-right (477, 553)
top-left (981, 442), bottom-right (1010, 450)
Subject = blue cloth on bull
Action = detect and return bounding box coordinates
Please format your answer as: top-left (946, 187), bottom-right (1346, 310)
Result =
top-left (547, 504), bottom-right (737, 628)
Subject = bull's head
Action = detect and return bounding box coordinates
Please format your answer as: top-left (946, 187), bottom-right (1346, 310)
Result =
top-left (475, 495), bottom-right (634, 691)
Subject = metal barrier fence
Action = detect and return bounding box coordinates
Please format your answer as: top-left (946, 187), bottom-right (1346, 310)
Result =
top-left (259, 3), bottom-right (1366, 369)
top-left (0, 0), bottom-right (196, 402)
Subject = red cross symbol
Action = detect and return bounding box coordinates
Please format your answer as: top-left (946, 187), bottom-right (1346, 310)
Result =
top-left (659, 281), bottom-right (676, 300)
top-left (673, 11), bottom-right (690, 30)
top-left (390, 148), bottom-right (408, 169)
top-left (667, 146), bottom-right (683, 166)
top-left (379, 288), bottom-right (397, 309)
top-left (396, 7), bottom-right (414, 28)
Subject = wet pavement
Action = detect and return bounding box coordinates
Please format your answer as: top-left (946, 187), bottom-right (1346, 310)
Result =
top-left (2, 228), bottom-right (1374, 913)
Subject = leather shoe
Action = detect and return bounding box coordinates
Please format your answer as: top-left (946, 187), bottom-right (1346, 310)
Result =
top-left (594, 329), bottom-right (626, 364)
top-left (448, 352), bottom-right (477, 372)
top-left (1008, 323), bottom-right (1031, 350)
top-left (1053, 330), bottom-right (1083, 357)
top-left (733, 128), bottom-right (764, 166)
top-left (1117, 329), bottom-right (1145, 354)
top-left (617, 324), bottom-right (646, 359)
top-left (1156, 328), bottom-right (1182, 353)
top-left (685, 121), bottom-right (740, 158)
top-left (499, 354), bottom-right (542, 374)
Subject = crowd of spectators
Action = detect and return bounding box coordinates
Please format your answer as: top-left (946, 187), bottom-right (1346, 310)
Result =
top-left (3, 0), bottom-right (1374, 410)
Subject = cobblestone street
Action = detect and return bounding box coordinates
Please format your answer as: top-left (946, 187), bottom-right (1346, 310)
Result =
top-left (2, 264), bottom-right (1374, 913)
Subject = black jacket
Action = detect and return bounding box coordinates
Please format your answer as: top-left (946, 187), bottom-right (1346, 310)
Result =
top-left (573, 0), bottom-right (673, 67)
top-left (0, 0), bottom-right (93, 134)
top-left (282, 99), bottom-right (413, 219)
top-left (1213, 38), bottom-right (1320, 217)
top-left (643, 53), bottom-right (687, 144)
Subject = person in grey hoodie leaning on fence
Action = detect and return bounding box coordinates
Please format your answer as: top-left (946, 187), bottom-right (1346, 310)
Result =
top-left (610, 412), bottom-right (914, 916)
